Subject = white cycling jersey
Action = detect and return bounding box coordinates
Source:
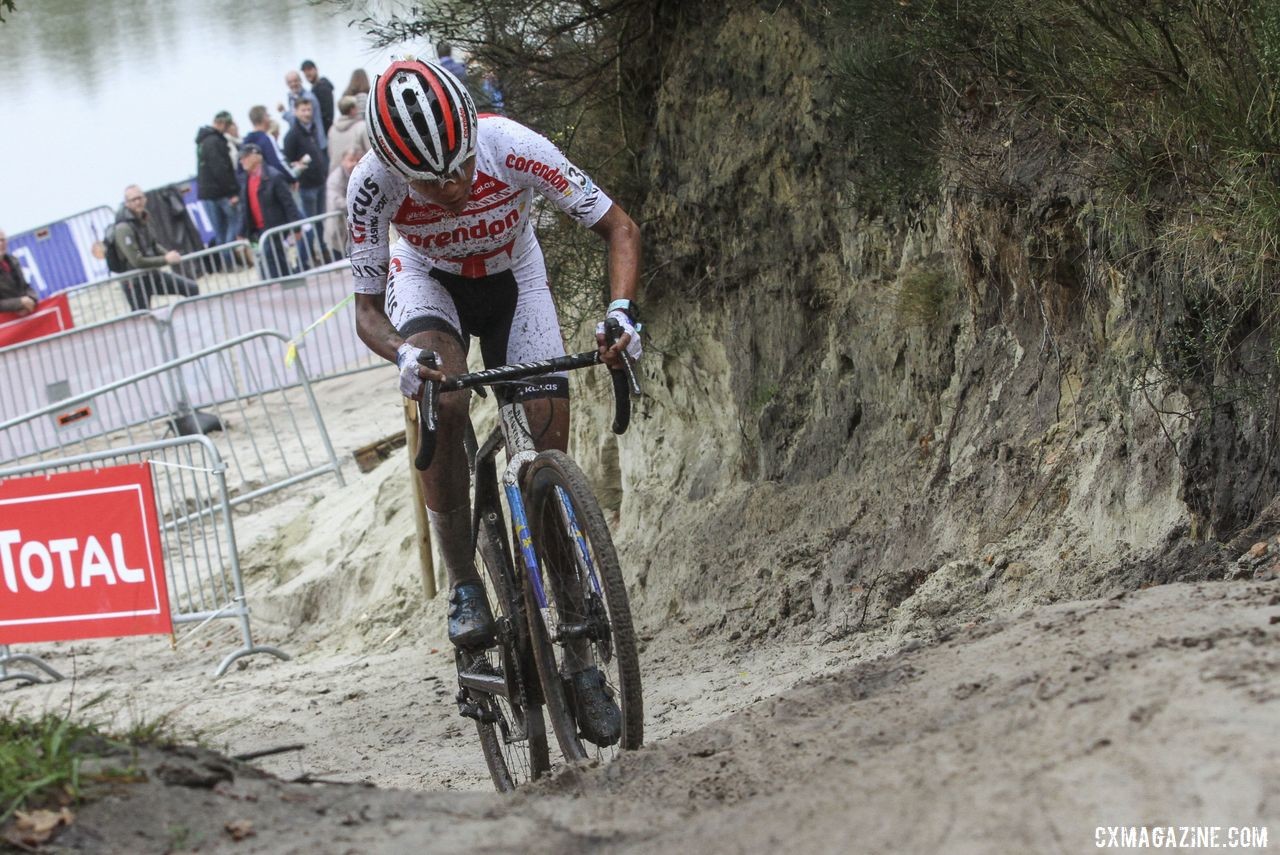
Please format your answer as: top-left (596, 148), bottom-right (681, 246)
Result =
top-left (346, 115), bottom-right (614, 292)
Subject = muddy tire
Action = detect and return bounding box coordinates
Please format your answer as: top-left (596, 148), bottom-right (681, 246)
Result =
top-left (523, 449), bottom-right (644, 762)
top-left (471, 465), bottom-right (551, 790)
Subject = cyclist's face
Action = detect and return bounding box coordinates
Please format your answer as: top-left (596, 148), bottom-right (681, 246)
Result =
top-left (409, 156), bottom-right (476, 214)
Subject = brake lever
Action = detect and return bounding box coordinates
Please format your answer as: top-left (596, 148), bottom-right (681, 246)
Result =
top-left (603, 318), bottom-right (632, 435)
top-left (619, 350), bottom-right (642, 398)
top-left (414, 350), bottom-right (441, 471)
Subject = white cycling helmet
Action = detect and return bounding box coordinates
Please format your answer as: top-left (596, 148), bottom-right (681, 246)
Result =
top-left (368, 58), bottom-right (478, 181)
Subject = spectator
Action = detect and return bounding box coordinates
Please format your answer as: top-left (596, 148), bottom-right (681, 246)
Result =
top-left (243, 105), bottom-right (294, 178)
top-left (283, 99), bottom-right (329, 216)
top-left (326, 96), bottom-right (366, 169)
top-left (436, 41), bottom-right (468, 82)
top-left (238, 144), bottom-right (304, 280)
top-left (278, 70), bottom-right (327, 152)
top-left (282, 99), bottom-right (329, 266)
top-left (477, 67), bottom-right (506, 115)
top-left (0, 229), bottom-right (38, 316)
top-left (114, 186), bottom-right (199, 311)
top-left (343, 68), bottom-right (370, 100)
top-left (223, 119), bottom-right (245, 258)
top-left (301, 59), bottom-right (336, 135)
top-left (324, 147), bottom-right (363, 257)
top-left (195, 111), bottom-right (241, 259)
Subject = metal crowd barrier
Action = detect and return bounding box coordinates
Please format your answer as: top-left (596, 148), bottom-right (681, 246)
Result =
top-left (7, 205), bottom-right (116, 296)
top-left (59, 240), bottom-right (258, 327)
top-left (0, 645), bottom-right (64, 684)
top-left (0, 264), bottom-right (383, 468)
top-left (255, 210), bottom-right (347, 281)
top-left (0, 312), bottom-right (175, 444)
top-left (0, 330), bottom-right (345, 505)
top-left (166, 261), bottom-right (384, 387)
top-left (0, 435), bottom-right (289, 679)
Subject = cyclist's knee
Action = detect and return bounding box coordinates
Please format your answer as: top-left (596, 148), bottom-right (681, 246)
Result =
top-left (436, 388), bottom-right (471, 429)
top-left (522, 395), bottom-right (570, 452)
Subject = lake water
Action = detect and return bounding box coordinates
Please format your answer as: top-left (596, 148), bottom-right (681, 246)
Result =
top-left (0, 0), bottom-right (415, 233)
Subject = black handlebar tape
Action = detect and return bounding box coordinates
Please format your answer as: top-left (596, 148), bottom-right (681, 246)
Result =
top-left (414, 351), bottom-right (441, 471)
top-left (603, 318), bottom-right (632, 435)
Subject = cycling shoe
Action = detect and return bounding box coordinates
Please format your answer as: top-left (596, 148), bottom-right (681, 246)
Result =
top-left (570, 666), bottom-right (621, 747)
top-left (448, 582), bottom-right (495, 648)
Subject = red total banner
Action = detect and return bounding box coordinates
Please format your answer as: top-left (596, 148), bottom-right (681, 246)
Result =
top-left (0, 463), bottom-right (171, 644)
top-left (0, 291), bottom-right (73, 348)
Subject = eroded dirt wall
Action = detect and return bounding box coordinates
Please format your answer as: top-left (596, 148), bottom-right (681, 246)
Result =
top-left (568, 1), bottom-right (1262, 647)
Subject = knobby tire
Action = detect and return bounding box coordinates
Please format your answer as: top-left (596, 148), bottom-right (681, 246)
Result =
top-left (523, 449), bottom-right (644, 761)
top-left (471, 457), bottom-right (551, 790)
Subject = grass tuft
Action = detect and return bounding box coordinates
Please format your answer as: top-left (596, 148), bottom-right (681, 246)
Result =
top-left (0, 694), bottom-right (191, 824)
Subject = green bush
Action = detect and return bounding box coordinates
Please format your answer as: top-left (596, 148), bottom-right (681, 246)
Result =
top-left (832, 0), bottom-right (1280, 384)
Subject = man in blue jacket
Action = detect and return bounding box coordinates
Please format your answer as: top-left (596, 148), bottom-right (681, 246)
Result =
top-left (237, 144), bottom-right (304, 280)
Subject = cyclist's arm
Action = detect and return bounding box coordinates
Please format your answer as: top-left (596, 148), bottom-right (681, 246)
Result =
top-left (590, 203), bottom-right (641, 305)
top-left (497, 119), bottom-right (636, 300)
top-left (354, 294), bottom-right (445, 387)
top-left (354, 292), bottom-right (402, 364)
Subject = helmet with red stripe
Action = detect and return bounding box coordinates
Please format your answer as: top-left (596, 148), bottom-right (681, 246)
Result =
top-left (367, 58), bottom-right (477, 181)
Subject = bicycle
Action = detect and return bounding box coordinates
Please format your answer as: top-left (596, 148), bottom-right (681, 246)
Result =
top-left (415, 319), bottom-right (645, 791)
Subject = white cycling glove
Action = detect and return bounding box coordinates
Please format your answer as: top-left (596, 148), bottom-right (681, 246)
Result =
top-left (596, 310), bottom-right (642, 362)
top-left (396, 342), bottom-right (425, 398)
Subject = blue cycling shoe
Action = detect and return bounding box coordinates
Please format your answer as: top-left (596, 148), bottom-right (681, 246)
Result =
top-left (448, 582), bottom-right (495, 648)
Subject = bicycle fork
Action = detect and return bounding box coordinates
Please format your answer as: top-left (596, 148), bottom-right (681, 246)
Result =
top-left (502, 453), bottom-right (606, 647)
top-left (503, 451), bottom-right (549, 624)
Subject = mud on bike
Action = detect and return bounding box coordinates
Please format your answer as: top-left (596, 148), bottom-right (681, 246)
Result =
top-left (413, 319), bottom-right (644, 791)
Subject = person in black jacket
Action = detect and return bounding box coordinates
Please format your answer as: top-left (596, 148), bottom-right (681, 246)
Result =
top-left (282, 99), bottom-right (330, 266)
top-left (301, 59), bottom-right (335, 137)
top-left (238, 144), bottom-right (305, 280)
top-left (0, 229), bottom-right (38, 315)
top-left (195, 110), bottom-right (242, 260)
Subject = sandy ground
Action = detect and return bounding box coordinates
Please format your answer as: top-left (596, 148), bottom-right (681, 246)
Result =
top-left (3, 372), bottom-right (1278, 852)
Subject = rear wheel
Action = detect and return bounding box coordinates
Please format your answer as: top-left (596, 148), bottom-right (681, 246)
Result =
top-left (522, 449), bottom-right (643, 762)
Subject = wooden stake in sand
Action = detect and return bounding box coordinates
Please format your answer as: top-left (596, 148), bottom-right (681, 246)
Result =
top-left (403, 398), bottom-right (439, 599)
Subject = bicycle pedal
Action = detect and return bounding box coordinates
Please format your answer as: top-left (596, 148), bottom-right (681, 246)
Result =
top-left (456, 692), bottom-right (485, 721)
top-left (455, 689), bottom-right (502, 723)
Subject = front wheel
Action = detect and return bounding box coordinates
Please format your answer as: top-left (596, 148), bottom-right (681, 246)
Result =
top-left (523, 449), bottom-right (643, 761)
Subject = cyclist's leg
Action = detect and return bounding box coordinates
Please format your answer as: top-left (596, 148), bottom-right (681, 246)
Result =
top-left (386, 249), bottom-right (479, 592)
top-left (502, 251), bottom-right (570, 453)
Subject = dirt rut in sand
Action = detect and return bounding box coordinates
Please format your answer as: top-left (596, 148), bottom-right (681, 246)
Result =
top-left (24, 579), bottom-right (1280, 854)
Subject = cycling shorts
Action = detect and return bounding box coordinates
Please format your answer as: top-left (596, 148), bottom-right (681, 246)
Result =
top-left (385, 241), bottom-right (569, 401)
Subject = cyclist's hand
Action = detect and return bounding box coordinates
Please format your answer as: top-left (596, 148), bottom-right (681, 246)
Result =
top-left (595, 310), bottom-right (641, 369)
top-left (396, 343), bottom-right (445, 399)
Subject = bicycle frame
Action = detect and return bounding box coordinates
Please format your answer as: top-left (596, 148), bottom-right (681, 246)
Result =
top-left (421, 322), bottom-right (635, 637)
